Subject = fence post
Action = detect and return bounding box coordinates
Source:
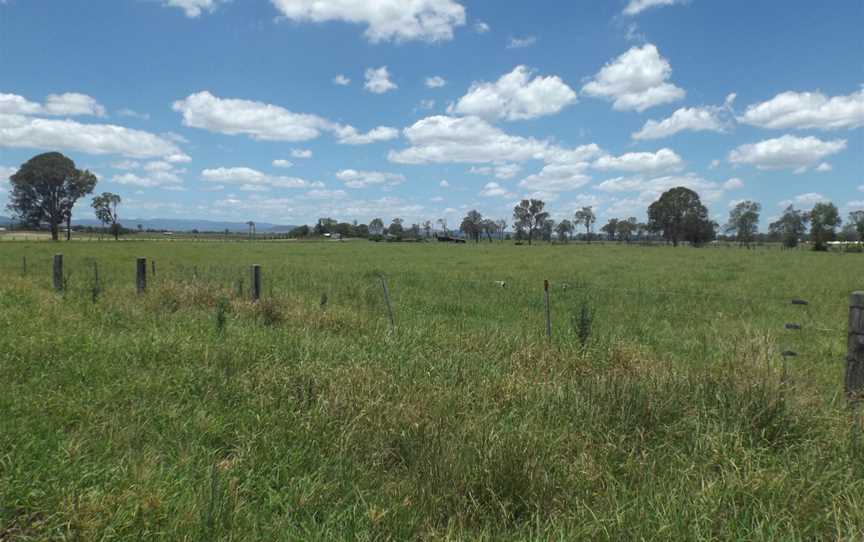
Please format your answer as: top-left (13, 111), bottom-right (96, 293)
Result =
top-left (151, 260), bottom-right (157, 277)
top-left (543, 279), bottom-right (552, 340)
top-left (53, 254), bottom-right (63, 292)
top-left (846, 291), bottom-right (864, 401)
top-left (250, 265), bottom-right (261, 302)
top-left (380, 275), bottom-right (395, 331)
top-left (22, 256), bottom-right (27, 276)
top-left (136, 257), bottom-right (147, 294)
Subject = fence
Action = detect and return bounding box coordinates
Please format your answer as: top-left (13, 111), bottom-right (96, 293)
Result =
top-left (27, 254), bottom-right (863, 400)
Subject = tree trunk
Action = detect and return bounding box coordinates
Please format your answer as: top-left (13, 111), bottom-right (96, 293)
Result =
top-left (66, 215), bottom-right (71, 241)
top-left (50, 222), bottom-right (59, 241)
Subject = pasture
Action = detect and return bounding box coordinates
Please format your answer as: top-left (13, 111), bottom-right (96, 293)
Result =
top-left (1, 240), bottom-right (862, 540)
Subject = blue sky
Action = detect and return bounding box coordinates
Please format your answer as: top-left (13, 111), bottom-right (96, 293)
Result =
top-left (1, 0), bottom-right (862, 227)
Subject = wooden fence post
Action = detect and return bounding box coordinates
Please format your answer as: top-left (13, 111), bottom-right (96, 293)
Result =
top-left (151, 260), bottom-right (157, 277)
top-left (136, 258), bottom-right (147, 294)
top-left (543, 279), bottom-right (552, 340)
top-left (379, 275), bottom-right (395, 331)
top-left (53, 254), bottom-right (63, 292)
top-left (846, 291), bottom-right (864, 401)
top-left (250, 265), bottom-right (261, 302)
top-left (22, 256), bottom-right (27, 276)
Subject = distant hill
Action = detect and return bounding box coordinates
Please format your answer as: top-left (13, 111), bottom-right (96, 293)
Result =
top-left (70, 218), bottom-right (297, 233)
top-left (0, 215), bottom-right (9, 227)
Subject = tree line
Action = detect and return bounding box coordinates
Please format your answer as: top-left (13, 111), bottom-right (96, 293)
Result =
top-left (6, 152), bottom-right (864, 249)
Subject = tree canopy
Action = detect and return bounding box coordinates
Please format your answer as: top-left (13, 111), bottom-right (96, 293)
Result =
top-left (8, 152), bottom-right (97, 241)
top-left (725, 200), bottom-right (761, 247)
top-left (647, 187), bottom-right (716, 246)
top-left (809, 202), bottom-right (841, 251)
top-left (91, 192), bottom-right (122, 240)
top-left (512, 199), bottom-right (548, 245)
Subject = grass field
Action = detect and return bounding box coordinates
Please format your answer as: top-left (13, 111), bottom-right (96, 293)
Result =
top-left (1, 240), bottom-right (863, 540)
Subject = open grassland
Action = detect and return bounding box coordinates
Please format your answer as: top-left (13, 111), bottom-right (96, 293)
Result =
top-left (1, 241), bottom-right (863, 540)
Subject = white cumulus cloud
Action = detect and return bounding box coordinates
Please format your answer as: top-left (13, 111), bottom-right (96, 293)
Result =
top-left (273, 159), bottom-right (294, 168)
top-left (0, 92), bottom-right (106, 117)
top-left (479, 181), bottom-right (515, 198)
top-left (448, 65), bottom-right (577, 121)
top-left (728, 135), bottom-right (847, 172)
top-left (593, 148), bottom-right (684, 174)
top-left (173, 91), bottom-right (397, 145)
top-left (291, 148), bottom-right (312, 158)
top-left (425, 76), bottom-right (447, 88)
top-left (738, 88), bottom-right (864, 131)
top-left (364, 66), bottom-right (398, 94)
top-left (333, 74), bottom-right (351, 86)
top-left (623, 0), bottom-right (686, 16)
top-left (271, 0), bottom-right (466, 43)
top-left (336, 169), bottom-right (406, 189)
top-left (201, 167), bottom-right (324, 191)
top-left (507, 36), bottom-right (537, 49)
top-left (632, 96), bottom-right (734, 140)
top-left (0, 113), bottom-right (189, 162)
top-left (723, 177), bottom-right (744, 190)
top-left (162, 0), bottom-right (225, 17)
top-left (582, 44), bottom-right (685, 112)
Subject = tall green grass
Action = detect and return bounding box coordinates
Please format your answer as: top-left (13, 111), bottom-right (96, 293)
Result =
top-left (0, 241), bottom-right (862, 540)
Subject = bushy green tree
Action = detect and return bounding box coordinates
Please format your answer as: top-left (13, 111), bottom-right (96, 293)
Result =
top-left (8, 152), bottom-right (97, 241)
top-left (513, 199), bottom-right (548, 246)
top-left (769, 205), bottom-right (809, 248)
top-left (647, 187), bottom-right (715, 246)
top-left (574, 206), bottom-right (596, 243)
top-left (809, 202), bottom-right (841, 251)
top-left (725, 200), bottom-right (761, 247)
top-left (91, 192), bottom-right (122, 240)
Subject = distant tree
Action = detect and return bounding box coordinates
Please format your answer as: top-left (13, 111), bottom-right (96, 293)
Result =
top-left (314, 217), bottom-right (337, 236)
top-left (91, 192), bottom-right (122, 240)
top-left (555, 219), bottom-right (574, 242)
top-left (437, 218), bottom-right (449, 236)
top-left (769, 205), bottom-right (809, 248)
top-left (616, 217), bottom-right (637, 242)
top-left (137, 224), bottom-right (143, 233)
top-left (422, 220), bottom-right (433, 239)
top-left (849, 210), bottom-right (864, 242)
top-left (460, 210), bottom-right (484, 242)
top-left (8, 152), bottom-right (97, 241)
top-left (388, 218), bottom-right (404, 239)
top-left (246, 221), bottom-right (256, 240)
top-left (647, 187), bottom-right (714, 246)
top-left (369, 218), bottom-right (385, 236)
top-left (541, 218), bottom-right (555, 242)
top-left (512, 199), bottom-right (548, 246)
top-left (574, 206), bottom-right (596, 243)
top-left (601, 218), bottom-right (619, 241)
top-left (725, 200), bottom-right (761, 247)
top-left (481, 218), bottom-right (497, 242)
top-left (809, 202), bottom-right (841, 251)
top-left (290, 224), bottom-right (310, 238)
top-left (495, 219), bottom-right (508, 241)
top-left (354, 223), bottom-right (369, 238)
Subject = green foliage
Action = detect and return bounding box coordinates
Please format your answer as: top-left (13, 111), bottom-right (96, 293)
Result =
top-left (8, 152), bottom-right (97, 241)
top-left (810, 202), bottom-right (842, 251)
top-left (726, 200), bottom-right (761, 246)
top-left (648, 186), bottom-right (716, 246)
top-left (512, 199), bottom-right (548, 246)
top-left (770, 205), bottom-right (810, 248)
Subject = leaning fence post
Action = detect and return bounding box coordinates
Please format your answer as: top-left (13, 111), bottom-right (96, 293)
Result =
top-left (379, 274), bottom-right (395, 331)
top-left (52, 254), bottom-right (63, 292)
top-left (846, 291), bottom-right (864, 401)
top-left (543, 279), bottom-right (552, 340)
top-left (136, 257), bottom-right (147, 294)
top-left (250, 265), bottom-right (261, 302)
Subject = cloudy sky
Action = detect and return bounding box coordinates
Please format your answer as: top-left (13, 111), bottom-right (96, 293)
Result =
top-left (1, 0), bottom-right (862, 226)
